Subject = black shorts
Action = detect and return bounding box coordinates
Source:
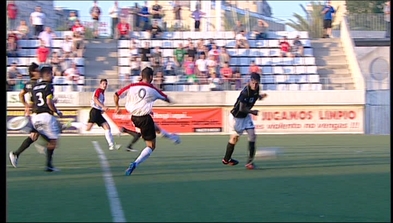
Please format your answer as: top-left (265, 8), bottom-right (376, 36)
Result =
top-left (323, 19), bottom-right (332, 29)
top-left (88, 108), bottom-right (106, 127)
top-left (131, 114), bottom-right (156, 141)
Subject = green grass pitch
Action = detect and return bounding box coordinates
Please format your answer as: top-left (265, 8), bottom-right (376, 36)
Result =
top-left (6, 134), bottom-right (390, 222)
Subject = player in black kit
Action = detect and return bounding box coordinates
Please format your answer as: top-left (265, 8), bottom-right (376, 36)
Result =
top-left (30, 65), bottom-right (63, 172)
top-left (222, 73), bottom-right (267, 169)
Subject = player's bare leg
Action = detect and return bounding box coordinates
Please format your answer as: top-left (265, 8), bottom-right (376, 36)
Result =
top-left (125, 139), bottom-right (156, 176)
top-left (222, 134), bottom-right (240, 166)
top-left (85, 122), bottom-right (94, 131)
top-left (9, 132), bottom-right (39, 168)
top-left (244, 128), bottom-right (257, 169)
top-left (102, 122), bottom-right (121, 150)
top-left (155, 124), bottom-right (181, 144)
top-left (119, 127), bottom-right (141, 152)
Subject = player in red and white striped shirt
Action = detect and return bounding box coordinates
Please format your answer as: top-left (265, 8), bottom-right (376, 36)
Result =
top-left (114, 67), bottom-right (172, 176)
top-left (86, 79), bottom-right (121, 151)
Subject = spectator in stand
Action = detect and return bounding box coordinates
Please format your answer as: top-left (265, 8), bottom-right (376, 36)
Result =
top-left (208, 44), bottom-right (220, 64)
top-left (292, 35), bottom-right (304, 57)
top-left (384, 1), bottom-right (390, 38)
top-left (117, 17), bottom-right (130, 40)
top-left (191, 6), bottom-right (205, 32)
top-left (7, 34), bottom-right (19, 57)
top-left (173, 1), bottom-right (182, 31)
top-left (139, 1), bottom-right (150, 31)
top-left (152, 59), bottom-right (164, 89)
top-left (186, 42), bottom-right (197, 60)
top-left (163, 57), bottom-right (176, 76)
top-left (206, 38), bottom-right (215, 51)
top-left (206, 55), bottom-right (218, 77)
top-left (129, 38), bottom-right (139, 57)
top-left (321, 1), bottom-right (335, 38)
top-left (279, 36), bottom-right (292, 57)
top-left (38, 26), bottom-right (55, 54)
top-left (249, 60), bottom-right (262, 74)
top-left (151, 46), bottom-right (162, 66)
top-left (233, 21), bottom-right (246, 37)
top-left (50, 52), bottom-right (63, 76)
top-left (61, 53), bottom-right (73, 73)
top-left (64, 62), bottom-right (81, 91)
top-left (235, 30), bottom-right (250, 49)
top-left (30, 6), bottom-right (45, 38)
top-left (7, 1), bottom-right (18, 31)
top-left (151, 0), bottom-right (163, 27)
top-left (233, 69), bottom-right (242, 90)
top-left (252, 19), bottom-right (269, 40)
top-left (132, 3), bottom-right (141, 30)
top-left (203, 45), bottom-right (210, 57)
top-left (62, 35), bottom-right (73, 57)
top-left (140, 41), bottom-right (151, 69)
top-left (7, 62), bottom-right (21, 91)
top-left (174, 43), bottom-right (187, 67)
top-left (71, 20), bottom-right (85, 57)
top-left (220, 62), bottom-right (233, 90)
top-left (15, 73), bottom-right (26, 91)
top-left (90, 1), bottom-right (102, 39)
top-left (109, 1), bottom-right (120, 39)
top-left (195, 53), bottom-right (208, 84)
top-left (183, 56), bottom-right (196, 83)
top-left (36, 41), bottom-right (50, 64)
top-left (208, 72), bottom-right (222, 91)
top-left (130, 56), bottom-right (141, 77)
top-left (17, 20), bottom-right (30, 40)
top-left (196, 39), bottom-right (205, 58)
top-left (67, 11), bottom-right (78, 31)
top-left (147, 21), bottom-right (162, 39)
top-left (219, 47), bottom-right (231, 69)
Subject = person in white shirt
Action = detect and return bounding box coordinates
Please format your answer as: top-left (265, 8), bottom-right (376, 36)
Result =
top-left (195, 53), bottom-right (208, 84)
top-left (235, 30), bottom-right (250, 49)
top-left (206, 54), bottom-right (217, 77)
top-left (86, 79), bottom-right (121, 151)
top-left (30, 6), bottom-right (45, 37)
top-left (62, 35), bottom-right (73, 56)
top-left (114, 67), bottom-right (172, 176)
top-left (109, 1), bottom-right (120, 39)
top-left (38, 27), bottom-right (55, 53)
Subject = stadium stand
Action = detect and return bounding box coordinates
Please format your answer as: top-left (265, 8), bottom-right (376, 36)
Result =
top-left (117, 31), bottom-right (321, 91)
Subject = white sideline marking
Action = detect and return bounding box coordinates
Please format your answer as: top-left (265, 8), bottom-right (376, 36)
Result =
top-left (92, 141), bottom-right (127, 223)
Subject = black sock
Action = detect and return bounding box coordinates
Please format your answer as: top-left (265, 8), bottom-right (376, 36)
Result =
top-left (224, 143), bottom-right (235, 161)
top-left (14, 137), bottom-right (34, 156)
top-left (127, 133), bottom-right (142, 148)
top-left (248, 141), bottom-right (256, 163)
top-left (46, 149), bottom-right (54, 167)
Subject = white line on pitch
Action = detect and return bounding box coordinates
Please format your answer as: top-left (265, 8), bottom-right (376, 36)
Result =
top-left (92, 141), bottom-right (126, 223)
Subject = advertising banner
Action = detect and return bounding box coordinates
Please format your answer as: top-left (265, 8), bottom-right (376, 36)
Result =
top-left (225, 106), bottom-right (364, 134)
top-left (80, 107), bottom-right (223, 134)
top-left (7, 110), bottom-right (79, 134)
top-left (7, 92), bottom-right (79, 107)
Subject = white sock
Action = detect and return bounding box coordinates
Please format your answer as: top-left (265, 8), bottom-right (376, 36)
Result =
top-left (104, 130), bottom-right (114, 146)
top-left (134, 147), bottom-right (153, 166)
top-left (159, 129), bottom-right (171, 138)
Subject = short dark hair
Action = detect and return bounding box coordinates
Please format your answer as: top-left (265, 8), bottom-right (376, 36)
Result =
top-left (39, 65), bottom-right (53, 76)
top-left (100, 79), bottom-right (108, 83)
top-left (141, 67), bottom-right (154, 80)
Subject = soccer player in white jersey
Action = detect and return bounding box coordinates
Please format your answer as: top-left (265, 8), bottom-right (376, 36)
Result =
top-left (86, 79), bottom-right (121, 150)
top-left (114, 67), bottom-right (172, 176)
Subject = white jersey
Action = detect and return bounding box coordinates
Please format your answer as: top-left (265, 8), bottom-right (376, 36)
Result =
top-left (116, 82), bottom-right (167, 116)
top-left (91, 88), bottom-right (105, 110)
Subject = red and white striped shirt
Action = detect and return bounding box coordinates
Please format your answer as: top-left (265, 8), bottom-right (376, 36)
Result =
top-left (116, 82), bottom-right (167, 116)
top-left (91, 88), bottom-right (105, 110)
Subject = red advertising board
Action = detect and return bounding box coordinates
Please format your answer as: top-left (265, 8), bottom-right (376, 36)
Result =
top-left (105, 108), bottom-right (223, 133)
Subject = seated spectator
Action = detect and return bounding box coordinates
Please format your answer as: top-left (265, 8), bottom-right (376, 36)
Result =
top-left (196, 38), bottom-right (205, 58)
top-left (233, 69), bottom-right (242, 90)
top-left (252, 19), bottom-right (269, 40)
top-left (7, 61), bottom-right (21, 91)
top-left (292, 35), bottom-right (304, 57)
top-left (219, 47), bottom-right (231, 68)
top-left (7, 34), bottom-right (19, 57)
top-left (173, 43), bottom-right (187, 67)
top-left (36, 41), bottom-right (50, 64)
top-left (163, 57), bottom-right (176, 76)
top-left (206, 38), bottom-right (215, 51)
top-left (130, 56), bottom-right (141, 76)
top-left (279, 36), bottom-right (292, 57)
top-left (38, 27), bottom-right (55, 54)
top-left (208, 72), bottom-right (222, 91)
top-left (233, 21), bottom-right (246, 37)
top-left (61, 53), bottom-right (73, 73)
top-left (15, 73), bottom-right (26, 91)
top-left (129, 38), bottom-right (139, 57)
top-left (183, 56), bottom-right (196, 83)
top-left (67, 11), bottom-right (78, 30)
top-left (139, 41), bottom-right (151, 69)
top-left (195, 53), bottom-right (208, 84)
top-left (249, 60), bottom-right (262, 74)
top-left (185, 38), bottom-right (193, 48)
top-left (220, 62), bottom-right (233, 89)
top-left (71, 20), bottom-right (85, 57)
top-left (186, 42), bottom-right (197, 60)
top-left (117, 17), bottom-right (130, 40)
top-left (152, 60), bottom-right (163, 89)
top-left (151, 46), bottom-right (162, 65)
top-left (148, 21), bottom-right (162, 39)
top-left (17, 20), bottom-right (30, 39)
top-left (208, 44), bottom-right (220, 64)
top-left (64, 62), bottom-right (80, 91)
top-left (206, 55), bottom-right (217, 77)
top-left (236, 30), bottom-right (249, 49)
top-left (50, 52), bottom-right (63, 76)
top-left (62, 35), bottom-right (74, 56)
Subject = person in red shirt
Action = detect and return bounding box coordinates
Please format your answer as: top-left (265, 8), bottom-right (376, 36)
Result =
top-left (117, 17), bottom-right (130, 40)
top-left (7, 1), bottom-right (18, 30)
top-left (37, 41), bottom-right (50, 64)
top-left (220, 62), bottom-right (233, 90)
top-left (279, 36), bottom-right (292, 57)
top-left (248, 60), bottom-right (261, 74)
